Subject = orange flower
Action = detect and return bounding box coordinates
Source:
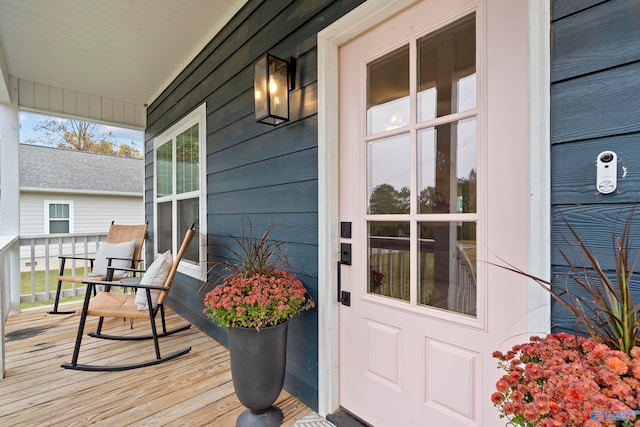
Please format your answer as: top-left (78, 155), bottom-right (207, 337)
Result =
top-left (606, 356), bottom-right (629, 375)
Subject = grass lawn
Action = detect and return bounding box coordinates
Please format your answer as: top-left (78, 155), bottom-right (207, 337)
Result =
top-left (20, 268), bottom-right (126, 309)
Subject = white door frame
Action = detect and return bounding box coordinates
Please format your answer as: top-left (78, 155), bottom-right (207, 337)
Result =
top-left (316, 0), bottom-right (551, 417)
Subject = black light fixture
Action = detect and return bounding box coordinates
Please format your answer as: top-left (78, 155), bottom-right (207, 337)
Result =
top-left (254, 54), bottom-right (293, 125)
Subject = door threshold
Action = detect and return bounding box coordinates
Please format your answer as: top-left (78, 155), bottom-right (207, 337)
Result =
top-left (326, 409), bottom-right (371, 427)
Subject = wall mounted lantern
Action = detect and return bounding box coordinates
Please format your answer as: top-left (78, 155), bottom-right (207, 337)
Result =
top-left (254, 54), bottom-right (294, 125)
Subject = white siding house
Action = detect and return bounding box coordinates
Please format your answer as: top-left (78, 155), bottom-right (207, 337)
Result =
top-left (18, 144), bottom-right (143, 266)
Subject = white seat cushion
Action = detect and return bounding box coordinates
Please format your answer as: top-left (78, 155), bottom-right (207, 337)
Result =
top-left (135, 250), bottom-right (173, 310)
top-left (91, 240), bottom-right (136, 277)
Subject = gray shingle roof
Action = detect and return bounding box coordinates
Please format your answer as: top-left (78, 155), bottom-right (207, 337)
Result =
top-left (19, 144), bottom-right (143, 194)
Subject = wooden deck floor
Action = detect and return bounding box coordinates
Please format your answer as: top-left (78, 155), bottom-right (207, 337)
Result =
top-left (0, 303), bottom-right (314, 426)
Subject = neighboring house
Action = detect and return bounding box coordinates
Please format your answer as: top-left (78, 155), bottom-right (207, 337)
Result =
top-left (18, 144), bottom-right (143, 266)
top-left (1, 0), bottom-right (638, 426)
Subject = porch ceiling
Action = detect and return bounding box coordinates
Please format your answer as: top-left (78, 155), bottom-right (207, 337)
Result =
top-left (0, 0), bottom-right (246, 109)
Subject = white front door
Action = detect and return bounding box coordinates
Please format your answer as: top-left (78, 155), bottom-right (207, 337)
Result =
top-left (337, 1), bottom-right (534, 425)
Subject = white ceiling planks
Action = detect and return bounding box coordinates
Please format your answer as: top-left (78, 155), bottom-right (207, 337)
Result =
top-left (0, 0), bottom-right (247, 125)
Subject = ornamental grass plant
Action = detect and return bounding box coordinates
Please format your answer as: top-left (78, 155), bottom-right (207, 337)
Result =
top-left (203, 225), bottom-right (314, 330)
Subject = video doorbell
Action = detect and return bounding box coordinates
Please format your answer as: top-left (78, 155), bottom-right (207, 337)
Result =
top-left (596, 150), bottom-right (617, 195)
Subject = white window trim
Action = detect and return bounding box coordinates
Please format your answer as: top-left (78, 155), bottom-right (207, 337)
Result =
top-left (44, 200), bottom-right (74, 234)
top-left (153, 103), bottom-right (207, 281)
top-left (527, 0), bottom-right (551, 335)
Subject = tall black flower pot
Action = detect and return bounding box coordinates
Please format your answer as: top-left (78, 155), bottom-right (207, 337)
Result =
top-left (228, 321), bottom-right (289, 427)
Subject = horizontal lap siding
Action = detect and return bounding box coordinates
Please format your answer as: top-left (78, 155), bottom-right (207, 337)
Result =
top-left (551, 0), bottom-right (608, 20)
top-left (551, 63), bottom-right (640, 143)
top-left (20, 193), bottom-right (143, 235)
top-left (144, 0), bottom-right (366, 410)
top-left (551, 0), bottom-right (640, 81)
top-left (550, 0), bottom-right (640, 333)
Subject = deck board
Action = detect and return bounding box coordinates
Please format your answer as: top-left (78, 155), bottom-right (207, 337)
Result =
top-left (0, 303), bottom-right (313, 426)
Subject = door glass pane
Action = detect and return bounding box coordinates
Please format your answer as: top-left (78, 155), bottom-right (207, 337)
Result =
top-left (157, 140), bottom-right (173, 198)
top-left (418, 221), bottom-right (476, 316)
top-left (368, 221), bottom-right (410, 302)
top-left (157, 201), bottom-right (172, 254)
top-left (177, 124), bottom-right (199, 194)
top-left (367, 134), bottom-right (410, 214)
top-left (177, 197), bottom-right (199, 264)
top-left (417, 14), bottom-right (476, 122)
top-left (418, 118), bottom-right (476, 214)
top-left (367, 45), bottom-right (410, 135)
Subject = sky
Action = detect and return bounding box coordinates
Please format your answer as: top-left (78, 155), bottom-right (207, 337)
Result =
top-left (19, 111), bottom-right (144, 152)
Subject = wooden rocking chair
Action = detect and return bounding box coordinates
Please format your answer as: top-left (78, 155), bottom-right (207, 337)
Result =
top-left (50, 221), bottom-right (148, 314)
top-left (61, 225), bottom-right (195, 371)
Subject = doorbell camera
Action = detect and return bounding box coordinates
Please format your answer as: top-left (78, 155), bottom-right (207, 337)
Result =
top-left (596, 150), bottom-right (617, 194)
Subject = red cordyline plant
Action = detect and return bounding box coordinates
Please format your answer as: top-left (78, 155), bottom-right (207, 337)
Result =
top-left (493, 333), bottom-right (640, 427)
top-left (203, 225), bottom-right (314, 330)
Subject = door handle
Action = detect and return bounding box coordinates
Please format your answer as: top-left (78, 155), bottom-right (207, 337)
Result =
top-left (337, 243), bottom-right (351, 306)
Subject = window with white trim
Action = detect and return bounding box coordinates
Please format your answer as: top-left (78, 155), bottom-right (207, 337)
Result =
top-left (153, 104), bottom-right (206, 280)
top-left (46, 201), bottom-right (73, 233)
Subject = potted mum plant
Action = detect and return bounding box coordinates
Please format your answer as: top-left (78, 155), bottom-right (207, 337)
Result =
top-left (492, 209), bottom-right (640, 426)
top-left (203, 225), bottom-right (314, 427)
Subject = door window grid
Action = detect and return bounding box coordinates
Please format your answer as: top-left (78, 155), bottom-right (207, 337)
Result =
top-left (365, 13), bottom-right (478, 317)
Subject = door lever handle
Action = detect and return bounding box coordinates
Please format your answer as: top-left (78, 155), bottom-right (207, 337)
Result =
top-left (337, 243), bottom-right (352, 306)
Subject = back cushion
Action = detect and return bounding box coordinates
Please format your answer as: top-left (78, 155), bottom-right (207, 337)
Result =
top-left (91, 240), bottom-right (136, 277)
top-left (135, 250), bottom-right (173, 310)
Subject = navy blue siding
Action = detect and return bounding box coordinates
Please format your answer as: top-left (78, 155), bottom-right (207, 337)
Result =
top-left (550, 0), bottom-right (640, 333)
top-left (551, 0), bottom-right (608, 20)
top-left (145, 0), bottom-right (366, 410)
top-left (551, 0), bottom-right (640, 81)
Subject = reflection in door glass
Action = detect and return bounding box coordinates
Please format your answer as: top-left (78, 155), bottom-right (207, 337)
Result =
top-left (418, 118), bottom-right (476, 214)
top-left (368, 221), bottom-right (410, 302)
top-left (418, 222), bottom-right (476, 316)
top-left (367, 134), bottom-right (410, 214)
top-left (417, 13), bottom-right (476, 122)
top-left (367, 45), bottom-right (410, 135)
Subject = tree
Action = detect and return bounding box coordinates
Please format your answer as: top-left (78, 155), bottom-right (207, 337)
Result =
top-left (368, 183), bottom-right (410, 237)
top-left (25, 117), bottom-right (142, 159)
top-left (369, 183), bottom-right (409, 215)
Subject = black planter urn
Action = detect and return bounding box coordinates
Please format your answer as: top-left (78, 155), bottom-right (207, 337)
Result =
top-left (228, 321), bottom-right (289, 427)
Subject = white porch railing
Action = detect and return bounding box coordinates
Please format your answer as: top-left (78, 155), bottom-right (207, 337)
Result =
top-left (0, 235), bottom-right (19, 315)
top-left (369, 237), bottom-right (477, 316)
top-left (0, 234), bottom-right (20, 378)
top-left (18, 232), bottom-right (108, 303)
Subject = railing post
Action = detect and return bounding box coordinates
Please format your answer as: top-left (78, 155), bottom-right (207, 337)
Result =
top-left (29, 237), bottom-right (36, 303)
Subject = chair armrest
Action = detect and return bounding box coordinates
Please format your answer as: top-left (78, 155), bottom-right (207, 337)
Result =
top-left (59, 255), bottom-right (95, 261)
top-left (106, 257), bottom-right (144, 263)
top-left (82, 279), bottom-right (169, 292)
top-left (105, 265), bottom-right (146, 275)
